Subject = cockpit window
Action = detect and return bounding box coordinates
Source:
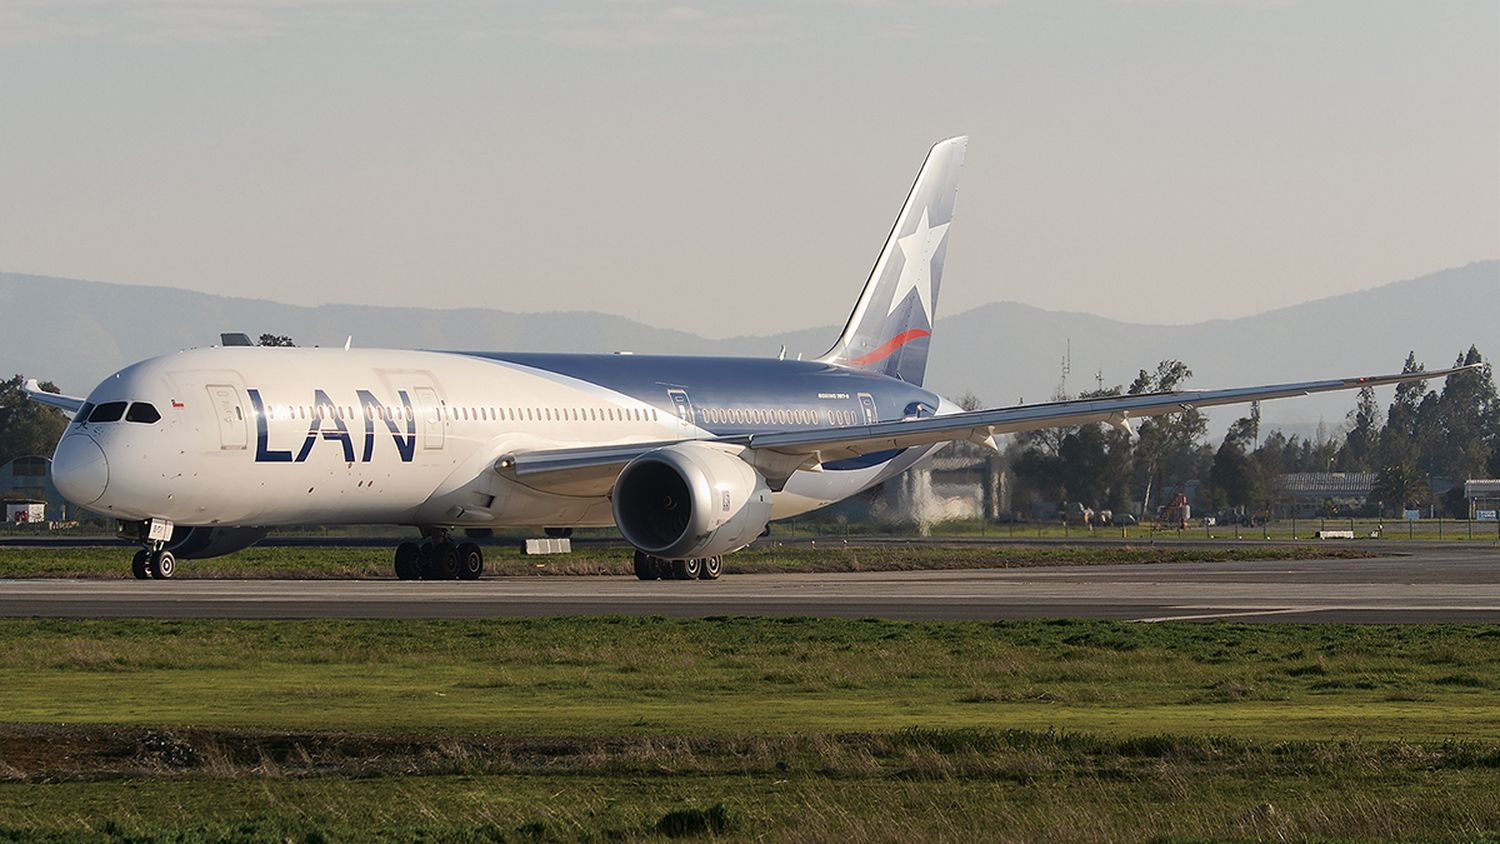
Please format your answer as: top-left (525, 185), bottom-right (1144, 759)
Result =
top-left (73, 402), bottom-right (94, 424)
top-left (125, 402), bottom-right (161, 424)
top-left (87, 402), bottom-right (127, 423)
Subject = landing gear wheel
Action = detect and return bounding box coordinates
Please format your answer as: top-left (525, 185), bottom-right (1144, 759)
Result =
top-left (544, 527), bottom-right (574, 538)
top-left (150, 550), bottom-right (175, 580)
top-left (131, 550), bottom-right (150, 580)
top-left (633, 550), bottom-right (660, 581)
top-left (456, 542), bottom-right (484, 580)
top-left (700, 556), bottom-right (722, 580)
top-left (394, 542), bottom-right (422, 580)
top-left (431, 543), bottom-right (460, 580)
top-left (671, 558), bottom-right (702, 580)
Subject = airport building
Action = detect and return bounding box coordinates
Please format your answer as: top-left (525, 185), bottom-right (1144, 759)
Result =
top-left (1465, 479), bottom-right (1500, 519)
top-left (0, 455), bottom-right (69, 523)
top-left (1280, 472), bottom-right (1376, 516)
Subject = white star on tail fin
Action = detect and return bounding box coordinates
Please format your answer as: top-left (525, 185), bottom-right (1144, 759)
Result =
top-left (887, 207), bottom-right (950, 324)
top-left (818, 136), bottom-right (966, 386)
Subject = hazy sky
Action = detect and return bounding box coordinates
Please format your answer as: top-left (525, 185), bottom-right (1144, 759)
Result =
top-left (2, 1), bottom-right (1496, 339)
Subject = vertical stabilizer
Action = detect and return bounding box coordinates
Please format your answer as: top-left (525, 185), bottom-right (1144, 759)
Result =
top-left (818, 136), bottom-right (966, 386)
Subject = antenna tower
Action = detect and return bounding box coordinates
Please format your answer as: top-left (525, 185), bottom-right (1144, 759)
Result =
top-left (1058, 338), bottom-right (1072, 397)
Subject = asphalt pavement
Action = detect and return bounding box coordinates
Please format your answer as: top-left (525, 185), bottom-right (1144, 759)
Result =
top-left (1, 544), bottom-right (1496, 622)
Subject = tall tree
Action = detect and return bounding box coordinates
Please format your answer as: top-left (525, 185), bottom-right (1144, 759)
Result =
top-left (1434, 346), bottom-right (1495, 480)
top-left (1339, 386), bottom-right (1380, 471)
top-left (0, 375), bottom-right (70, 467)
top-left (1209, 439), bottom-right (1259, 508)
top-left (1225, 403), bottom-right (1260, 452)
top-left (1378, 352), bottom-right (1427, 468)
top-left (258, 334), bottom-right (296, 347)
top-left (1371, 461), bottom-right (1430, 515)
top-left (1412, 391), bottom-right (1443, 476)
top-left (1130, 360), bottom-right (1207, 513)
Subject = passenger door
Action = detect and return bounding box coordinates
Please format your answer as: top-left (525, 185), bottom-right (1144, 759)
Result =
top-left (857, 392), bottom-right (879, 425)
top-left (205, 384), bottom-right (248, 450)
top-left (414, 387), bottom-right (445, 450)
top-left (667, 389), bottom-right (696, 438)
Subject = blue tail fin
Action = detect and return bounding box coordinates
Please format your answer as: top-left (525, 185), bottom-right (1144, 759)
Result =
top-left (818, 136), bottom-right (966, 386)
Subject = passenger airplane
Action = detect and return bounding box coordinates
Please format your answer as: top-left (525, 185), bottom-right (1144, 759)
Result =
top-left (27, 137), bottom-right (1470, 581)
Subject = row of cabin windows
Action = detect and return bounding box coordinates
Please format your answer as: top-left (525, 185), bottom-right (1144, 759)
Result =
top-left (701, 407), bottom-right (859, 427)
top-left (259, 404), bottom-right (661, 425)
top-left (76, 402), bottom-right (161, 425)
top-left (73, 398), bottom-right (860, 431)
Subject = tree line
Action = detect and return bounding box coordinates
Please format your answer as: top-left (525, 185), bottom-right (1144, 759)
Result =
top-left (1007, 346), bottom-right (1498, 519)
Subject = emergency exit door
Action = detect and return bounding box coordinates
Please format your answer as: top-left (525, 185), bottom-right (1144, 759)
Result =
top-left (857, 392), bottom-right (879, 425)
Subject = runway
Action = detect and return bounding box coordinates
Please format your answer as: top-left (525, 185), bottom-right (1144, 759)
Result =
top-left (2, 546), bottom-right (1497, 622)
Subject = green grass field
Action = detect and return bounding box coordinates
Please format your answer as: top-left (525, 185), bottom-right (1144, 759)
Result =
top-left (2, 617), bottom-right (1497, 740)
top-left (4, 740), bottom-right (1498, 842)
top-left (1, 617), bottom-right (1499, 841)
top-left (0, 542), bottom-right (1377, 579)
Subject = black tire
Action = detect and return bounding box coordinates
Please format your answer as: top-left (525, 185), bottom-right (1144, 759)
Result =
top-left (671, 558), bottom-right (701, 580)
top-left (151, 550), bottom-right (175, 580)
top-left (432, 544), bottom-right (461, 580)
top-left (131, 550), bottom-right (150, 580)
top-left (456, 542), bottom-right (484, 580)
top-left (544, 527), bottom-right (574, 538)
top-left (394, 542), bottom-right (422, 580)
top-left (633, 550), bottom-right (658, 580)
top-left (700, 556), bottom-right (722, 580)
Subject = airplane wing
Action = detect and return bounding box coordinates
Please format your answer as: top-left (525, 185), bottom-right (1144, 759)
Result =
top-left (502, 364), bottom-right (1478, 497)
top-left (22, 379), bottom-right (86, 415)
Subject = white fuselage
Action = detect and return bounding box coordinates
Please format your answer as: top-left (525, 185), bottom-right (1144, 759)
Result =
top-left (52, 347), bottom-right (942, 531)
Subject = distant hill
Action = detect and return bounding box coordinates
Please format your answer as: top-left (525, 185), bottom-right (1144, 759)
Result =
top-left (3, 261), bottom-right (1496, 438)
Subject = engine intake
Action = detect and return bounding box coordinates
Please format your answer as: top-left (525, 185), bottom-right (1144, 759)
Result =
top-left (613, 444), bottom-right (772, 559)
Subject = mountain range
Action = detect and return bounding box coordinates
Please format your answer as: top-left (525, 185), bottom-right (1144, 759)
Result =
top-left (4, 261), bottom-right (1496, 439)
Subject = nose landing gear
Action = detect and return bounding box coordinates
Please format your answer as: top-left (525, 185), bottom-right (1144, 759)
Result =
top-left (128, 547), bottom-right (176, 579)
top-left (121, 518), bottom-right (177, 580)
top-left (393, 529), bottom-right (485, 581)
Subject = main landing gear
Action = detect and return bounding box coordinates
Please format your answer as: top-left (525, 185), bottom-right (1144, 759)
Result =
top-left (393, 529), bottom-right (484, 581)
top-left (633, 550), bottom-right (722, 581)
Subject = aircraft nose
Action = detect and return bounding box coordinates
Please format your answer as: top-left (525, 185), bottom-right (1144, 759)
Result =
top-left (52, 433), bottom-right (109, 505)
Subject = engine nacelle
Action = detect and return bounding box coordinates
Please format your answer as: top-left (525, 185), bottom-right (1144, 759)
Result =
top-left (165, 526), bottom-right (269, 560)
top-left (612, 444), bottom-right (772, 559)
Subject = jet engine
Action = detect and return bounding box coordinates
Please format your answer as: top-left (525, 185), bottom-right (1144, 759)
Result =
top-left (612, 443), bottom-right (772, 559)
top-left (165, 526), bottom-right (270, 560)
